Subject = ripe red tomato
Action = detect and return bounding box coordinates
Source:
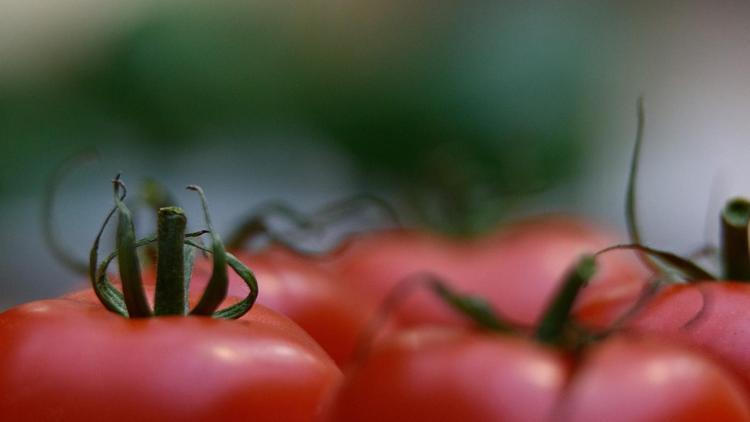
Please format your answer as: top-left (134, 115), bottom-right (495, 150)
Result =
top-left (0, 292), bottom-right (342, 421)
top-left (327, 216), bottom-right (647, 327)
top-left (325, 326), bottom-right (750, 422)
top-left (577, 281), bottom-right (750, 393)
top-left (190, 246), bottom-right (373, 366)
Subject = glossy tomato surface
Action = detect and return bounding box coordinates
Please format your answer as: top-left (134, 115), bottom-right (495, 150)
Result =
top-left (328, 216), bottom-right (647, 327)
top-left (325, 327), bottom-right (750, 422)
top-left (578, 281), bottom-right (750, 392)
top-left (191, 246), bottom-right (373, 366)
top-left (0, 294), bottom-right (342, 421)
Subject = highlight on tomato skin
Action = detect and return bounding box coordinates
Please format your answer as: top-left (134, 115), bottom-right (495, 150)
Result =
top-left (325, 327), bottom-right (568, 422)
top-left (324, 327), bottom-right (750, 422)
top-left (577, 281), bottom-right (750, 394)
top-left (188, 245), bottom-right (375, 367)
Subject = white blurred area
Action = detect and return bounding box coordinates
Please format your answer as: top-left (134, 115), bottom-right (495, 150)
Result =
top-left (0, 0), bottom-right (149, 90)
top-left (4, 2), bottom-right (750, 308)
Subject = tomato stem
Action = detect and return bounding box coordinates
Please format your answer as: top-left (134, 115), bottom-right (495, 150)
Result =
top-left (534, 255), bottom-right (596, 345)
top-left (154, 207), bottom-right (188, 316)
top-left (721, 198), bottom-right (750, 281)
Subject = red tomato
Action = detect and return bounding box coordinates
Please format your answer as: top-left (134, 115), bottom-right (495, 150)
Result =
top-left (325, 326), bottom-right (750, 422)
top-left (188, 246), bottom-right (373, 366)
top-left (578, 281), bottom-right (750, 392)
top-left (0, 292), bottom-right (342, 421)
top-left (328, 216), bottom-right (647, 327)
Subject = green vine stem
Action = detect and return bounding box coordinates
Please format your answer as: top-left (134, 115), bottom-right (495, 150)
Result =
top-left (596, 244), bottom-right (716, 281)
top-left (350, 272), bottom-right (513, 366)
top-left (429, 280), bottom-right (512, 332)
top-left (721, 198), bottom-right (750, 281)
top-left (535, 256), bottom-right (597, 345)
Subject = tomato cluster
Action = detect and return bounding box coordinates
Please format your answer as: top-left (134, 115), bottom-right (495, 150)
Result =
top-left (7, 103), bottom-right (750, 421)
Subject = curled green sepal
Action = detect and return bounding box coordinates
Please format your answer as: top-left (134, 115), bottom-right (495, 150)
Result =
top-left (92, 231), bottom-right (208, 317)
top-left (113, 179), bottom-right (152, 318)
top-left (535, 255), bottom-right (597, 345)
top-left (89, 175), bottom-right (128, 316)
top-left (187, 185), bottom-right (230, 316)
top-left (721, 198), bottom-right (750, 281)
top-left (226, 194), bottom-right (401, 253)
top-left (185, 240), bottom-right (259, 319)
top-left (430, 280), bottom-right (511, 332)
top-left (596, 244), bottom-right (716, 282)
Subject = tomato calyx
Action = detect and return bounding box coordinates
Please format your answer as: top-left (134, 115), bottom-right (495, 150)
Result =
top-left (89, 175), bottom-right (259, 319)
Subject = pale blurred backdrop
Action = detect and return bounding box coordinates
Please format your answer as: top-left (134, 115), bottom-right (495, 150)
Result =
top-left (3, 1), bottom-right (750, 309)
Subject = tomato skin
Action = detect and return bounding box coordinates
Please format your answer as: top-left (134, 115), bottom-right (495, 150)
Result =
top-left (191, 246), bottom-right (373, 366)
top-left (578, 282), bottom-right (750, 393)
top-left (560, 336), bottom-right (750, 421)
top-left (326, 328), bottom-right (568, 421)
top-left (0, 295), bottom-right (342, 421)
top-left (329, 216), bottom-right (647, 327)
top-left (325, 327), bottom-right (750, 422)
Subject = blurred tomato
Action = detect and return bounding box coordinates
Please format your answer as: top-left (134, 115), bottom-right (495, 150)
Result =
top-left (326, 216), bottom-right (648, 327)
top-left (325, 326), bottom-right (750, 422)
top-left (578, 281), bottom-right (750, 393)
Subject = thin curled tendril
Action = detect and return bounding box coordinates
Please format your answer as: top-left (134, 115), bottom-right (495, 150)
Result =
top-left (44, 149), bottom-right (99, 275)
top-left (226, 194), bottom-right (401, 255)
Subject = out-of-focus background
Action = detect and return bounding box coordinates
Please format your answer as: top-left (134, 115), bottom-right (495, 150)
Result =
top-left (3, 1), bottom-right (750, 309)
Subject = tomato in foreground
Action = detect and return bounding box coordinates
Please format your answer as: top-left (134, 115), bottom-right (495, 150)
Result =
top-left (0, 180), bottom-right (342, 421)
top-left (0, 298), bottom-right (341, 421)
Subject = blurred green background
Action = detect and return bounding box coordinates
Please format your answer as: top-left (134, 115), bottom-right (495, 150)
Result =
top-left (4, 1), bottom-right (750, 308)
